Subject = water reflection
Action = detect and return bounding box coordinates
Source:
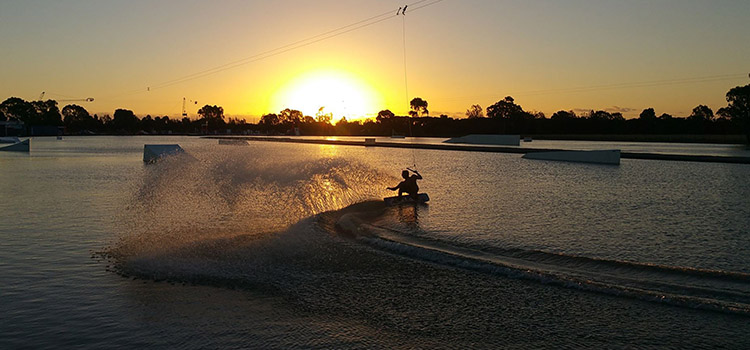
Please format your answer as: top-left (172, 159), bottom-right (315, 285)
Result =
top-left (395, 203), bottom-right (429, 234)
top-left (318, 144), bottom-right (339, 157)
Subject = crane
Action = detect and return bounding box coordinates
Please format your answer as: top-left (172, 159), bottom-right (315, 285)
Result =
top-left (59, 97), bottom-right (95, 102)
top-left (182, 97), bottom-right (198, 117)
top-left (38, 91), bottom-right (94, 102)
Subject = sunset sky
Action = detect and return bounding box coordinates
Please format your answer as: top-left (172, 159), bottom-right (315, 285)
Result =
top-left (1, 0), bottom-right (748, 122)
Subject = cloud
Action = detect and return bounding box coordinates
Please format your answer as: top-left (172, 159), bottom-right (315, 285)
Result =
top-left (605, 106), bottom-right (636, 113)
top-left (571, 106), bottom-right (635, 114)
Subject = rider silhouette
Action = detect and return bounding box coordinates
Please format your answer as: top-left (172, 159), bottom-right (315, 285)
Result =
top-left (387, 169), bottom-right (422, 200)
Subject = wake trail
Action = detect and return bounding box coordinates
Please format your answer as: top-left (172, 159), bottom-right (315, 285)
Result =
top-left (342, 218), bottom-right (750, 316)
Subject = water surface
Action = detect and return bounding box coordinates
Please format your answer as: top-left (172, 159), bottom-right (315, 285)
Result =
top-left (1, 136), bottom-right (749, 349)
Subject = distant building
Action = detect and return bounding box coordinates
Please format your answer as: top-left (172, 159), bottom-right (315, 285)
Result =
top-left (29, 125), bottom-right (62, 136)
top-left (1, 120), bottom-right (25, 137)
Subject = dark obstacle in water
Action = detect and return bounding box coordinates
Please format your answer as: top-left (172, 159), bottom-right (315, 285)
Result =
top-left (207, 136), bottom-right (750, 164)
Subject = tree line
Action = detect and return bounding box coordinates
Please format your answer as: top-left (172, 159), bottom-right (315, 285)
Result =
top-left (2, 84), bottom-right (748, 143)
top-left (0, 97), bottom-right (245, 135)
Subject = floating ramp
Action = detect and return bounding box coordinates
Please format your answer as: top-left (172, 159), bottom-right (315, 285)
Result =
top-left (523, 149), bottom-right (621, 165)
top-left (206, 137), bottom-right (750, 164)
top-left (0, 136), bottom-right (21, 144)
top-left (0, 139), bottom-right (30, 152)
top-left (444, 134), bottom-right (520, 146)
top-left (143, 144), bottom-right (185, 163)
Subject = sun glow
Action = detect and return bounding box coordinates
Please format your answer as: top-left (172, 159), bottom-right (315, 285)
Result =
top-left (271, 70), bottom-right (380, 123)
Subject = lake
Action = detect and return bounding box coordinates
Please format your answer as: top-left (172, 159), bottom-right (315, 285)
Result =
top-left (1, 136), bottom-right (749, 349)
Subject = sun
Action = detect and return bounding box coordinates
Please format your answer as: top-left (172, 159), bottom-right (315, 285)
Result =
top-left (271, 70), bottom-right (380, 123)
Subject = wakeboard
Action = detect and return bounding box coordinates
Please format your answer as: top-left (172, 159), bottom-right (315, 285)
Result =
top-left (384, 193), bottom-right (430, 206)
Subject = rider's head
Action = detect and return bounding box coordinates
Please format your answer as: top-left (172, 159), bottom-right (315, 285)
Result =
top-left (402, 170), bottom-right (409, 179)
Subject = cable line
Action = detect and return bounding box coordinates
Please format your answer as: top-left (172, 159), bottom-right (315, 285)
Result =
top-left (434, 73), bottom-right (749, 102)
top-left (105, 0), bottom-right (443, 99)
top-left (403, 14), bottom-right (409, 112)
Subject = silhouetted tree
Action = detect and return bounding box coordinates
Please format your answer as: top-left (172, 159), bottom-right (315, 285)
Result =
top-left (279, 108), bottom-right (303, 124)
top-left (0, 97), bottom-right (61, 127)
top-left (260, 113), bottom-right (280, 126)
top-left (152, 116), bottom-right (169, 132)
top-left (0, 97), bottom-right (33, 123)
top-left (62, 104), bottom-right (93, 132)
top-left (112, 109), bottom-right (138, 133)
top-left (101, 114), bottom-right (113, 128)
top-left (376, 109), bottom-right (395, 122)
top-left (141, 115), bottom-right (154, 131)
top-left (466, 104), bottom-right (483, 119)
top-left (335, 116), bottom-right (351, 135)
top-left (30, 100), bottom-right (62, 126)
top-left (486, 96), bottom-right (523, 119)
top-left (634, 108), bottom-right (658, 133)
top-left (658, 113), bottom-right (673, 120)
top-left (718, 84), bottom-right (750, 143)
top-left (197, 105), bottom-right (224, 120)
top-left (688, 105), bottom-right (714, 122)
top-left (550, 110), bottom-right (577, 120)
top-left (584, 110), bottom-right (623, 121)
top-left (197, 104), bottom-right (225, 130)
top-left (315, 107), bottom-right (332, 124)
top-left (548, 110), bottom-right (581, 134)
top-left (639, 108), bottom-right (656, 120)
top-left (528, 110), bottom-right (546, 119)
top-left (586, 110), bottom-right (610, 120)
top-left (409, 97), bottom-right (428, 117)
top-left (179, 116), bottom-right (191, 132)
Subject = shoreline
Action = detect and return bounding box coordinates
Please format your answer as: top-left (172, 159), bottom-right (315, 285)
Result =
top-left (18, 133), bottom-right (747, 145)
top-left (528, 134), bottom-right (747, 144)
top-left (205, 136), bottom-right (750, 165)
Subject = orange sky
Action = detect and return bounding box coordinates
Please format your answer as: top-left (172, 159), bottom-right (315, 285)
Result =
top-left (1, 0), bottom-right (748, 122)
